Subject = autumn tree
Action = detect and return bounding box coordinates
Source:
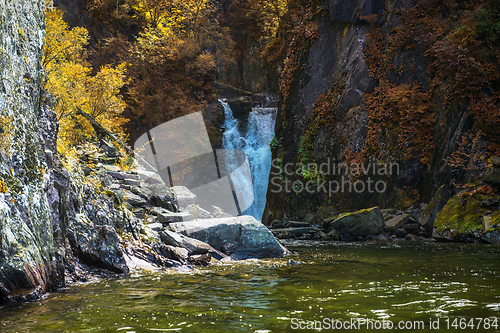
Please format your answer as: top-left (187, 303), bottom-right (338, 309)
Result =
top-left (43, 9), bottom-right (128, 152)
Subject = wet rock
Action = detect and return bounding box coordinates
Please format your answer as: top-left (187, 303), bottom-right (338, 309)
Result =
top-left (0, 0), bottom-right (67, 303)
top-left (227, 97), bottom-right (252, 119)
top-left (480, 229), bottom-right (500, 244)
top-left (165, 246), bottom-right (189, 262)
top-left (419, 185), bottom-right (451, 230)
top-left (384, 214), bottom-right (410, 232)
top-left (287, 259), bottom-right (305, 266)
top-left (169, 216), bottom-right (290, 259)
top-left (326, 207), bottom-right (384, 241)
top-left (159, 230), bottom-right (227, 260)
top-left (188, 253), bottom-right (211, 266)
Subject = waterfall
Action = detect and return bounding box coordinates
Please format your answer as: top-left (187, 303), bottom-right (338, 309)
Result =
top-left (221, 100), bottom-right (277, 221)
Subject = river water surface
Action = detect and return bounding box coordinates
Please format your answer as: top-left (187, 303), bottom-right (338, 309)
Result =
top-left (1, 241), bottom-right (499, 332)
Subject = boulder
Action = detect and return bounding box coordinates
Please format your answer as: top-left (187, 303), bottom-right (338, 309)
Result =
top-left (419, 185), bottom-right (451, 230)
top-left (433, 190), bottom-right (499, 241)
top-left (187, 253), bottom-right (211, 266)
top-left (384, 214), bottom-right (410, 232)
top-left (169, 216), bottom-right (290, 259)
top-left (159, 230), bottom-right (227, 260)
top-left (326, 207), bottom-right (384, 241)
top-left (227, 97), bottom-right (252, 119)
top-left (172, 186), bottom-right (197, 208)
top-left (481, 229), bottom-right (500, 244)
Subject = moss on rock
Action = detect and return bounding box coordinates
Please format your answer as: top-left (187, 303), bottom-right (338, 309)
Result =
top-left (434, 188), bottom-right (500, 241)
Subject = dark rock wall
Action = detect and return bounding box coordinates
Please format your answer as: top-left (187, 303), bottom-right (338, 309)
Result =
top-left (0, 0), bottom-right (64, 302)
top-left (263, 0), bottom-right (482, 224)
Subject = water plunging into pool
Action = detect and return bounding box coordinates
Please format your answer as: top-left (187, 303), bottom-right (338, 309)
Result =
top-left (221, 100), bottom-right (277, 221)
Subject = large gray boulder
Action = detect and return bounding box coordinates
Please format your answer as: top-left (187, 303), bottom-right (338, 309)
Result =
top-left (326, 207), bottom-right (384, 241)
top-left (169, 216), bottom-right (290, 259)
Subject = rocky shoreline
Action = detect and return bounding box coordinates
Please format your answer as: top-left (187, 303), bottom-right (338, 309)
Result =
top-left (268, 181), bottom-right (500, 246)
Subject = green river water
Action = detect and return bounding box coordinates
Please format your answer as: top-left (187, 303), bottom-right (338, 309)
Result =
top-left (1, 241), bottom-right (499, 332)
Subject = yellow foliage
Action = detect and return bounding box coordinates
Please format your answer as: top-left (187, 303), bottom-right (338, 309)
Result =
top-left (249, 0), bottom-right (288, 38)
top-left (0, 180), bottom-right (7, 193)
top-left (132, 0), bottom-right (211, 40)
top-left (43, 9), bottom-right (89, 70)
top-left (43, 9), bottom-right (128, 154)
top-left (0, 115), bottom-right (14, 157)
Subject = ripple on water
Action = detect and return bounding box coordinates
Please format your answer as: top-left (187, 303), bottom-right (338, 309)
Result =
top-left (0, 242), bottom-right (499, 332)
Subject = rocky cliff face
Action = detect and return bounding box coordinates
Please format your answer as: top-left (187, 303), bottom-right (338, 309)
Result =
top-left (0, 0), bottom-right (63, 302)
top-left (263, 0), bottom-right (499, 223)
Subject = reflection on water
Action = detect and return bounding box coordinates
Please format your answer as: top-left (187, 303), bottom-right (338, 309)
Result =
top-left (1, 242), bottom-right (499, 332)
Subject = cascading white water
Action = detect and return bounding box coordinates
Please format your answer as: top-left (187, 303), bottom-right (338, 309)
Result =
top-left (221, 100), bottom-right (277, 221)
